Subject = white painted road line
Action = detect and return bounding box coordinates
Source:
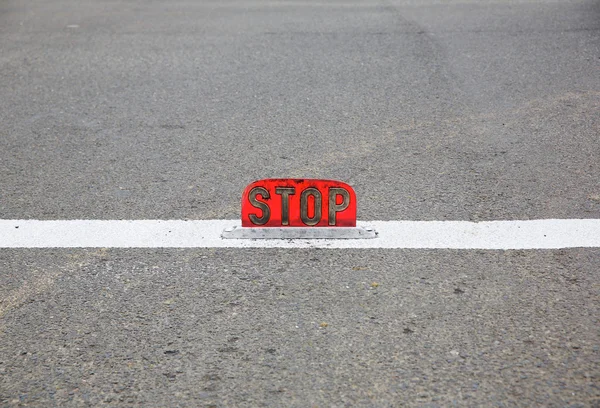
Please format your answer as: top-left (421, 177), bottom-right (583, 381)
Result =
top-left (0, 219), bottom-right (599, 249)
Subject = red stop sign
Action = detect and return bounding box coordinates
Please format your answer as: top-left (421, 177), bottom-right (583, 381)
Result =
top-left (241, 179), bottom-right (357, 227)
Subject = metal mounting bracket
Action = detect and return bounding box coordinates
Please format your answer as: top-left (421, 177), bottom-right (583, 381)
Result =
top-left (221, 226), bottom-right (377, 240)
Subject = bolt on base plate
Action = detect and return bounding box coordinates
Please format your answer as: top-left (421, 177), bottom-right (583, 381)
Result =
top-left (221, 226), bottom-right (377, 240)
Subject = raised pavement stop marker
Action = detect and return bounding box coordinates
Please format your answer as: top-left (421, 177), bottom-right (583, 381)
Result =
top-left (221, 179), bottom-right (377, 239)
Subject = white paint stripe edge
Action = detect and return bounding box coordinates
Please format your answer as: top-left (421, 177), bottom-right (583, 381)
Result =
top-left (0, 219), bottom-right (599, 249)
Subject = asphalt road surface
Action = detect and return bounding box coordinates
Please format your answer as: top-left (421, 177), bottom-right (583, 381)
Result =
top-left (1, 0), bottom-right (599, 406)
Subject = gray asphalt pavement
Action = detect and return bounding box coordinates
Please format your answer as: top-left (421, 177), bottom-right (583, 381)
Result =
top-left (1, 0), bottom-right (599, 406)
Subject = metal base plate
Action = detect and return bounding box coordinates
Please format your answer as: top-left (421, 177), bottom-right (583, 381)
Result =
top-left (222, 226), bottom-right (377, 240)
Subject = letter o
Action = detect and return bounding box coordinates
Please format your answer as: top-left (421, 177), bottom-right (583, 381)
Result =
top-left (300, 187), bottom-right (322, 226)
